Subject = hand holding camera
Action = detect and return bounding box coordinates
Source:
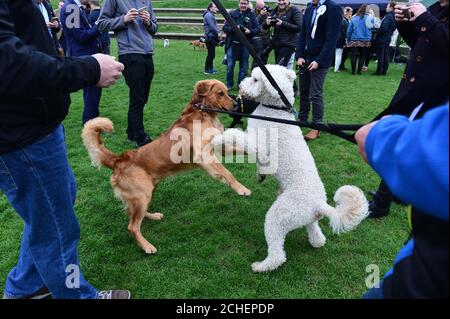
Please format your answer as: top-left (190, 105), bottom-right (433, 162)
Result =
top-left (395, 3), bottom-right (426, 22)
top-left (124, 8), bottom-right (139, 23)
top-left (137, 7), bottom-right (151, 25)
top-left (47, 17), bottom-right (59, 29)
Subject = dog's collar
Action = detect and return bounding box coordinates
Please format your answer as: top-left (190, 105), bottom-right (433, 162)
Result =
top-left (193, 103), bottom-right (228, 112)
top-left (261, 104), bottom-right (296, 114)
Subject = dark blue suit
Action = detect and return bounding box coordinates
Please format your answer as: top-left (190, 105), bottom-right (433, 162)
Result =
top-left (61, 0), bottom-right (102, 124)
top-left (295, 0), bottom-right (342, 125)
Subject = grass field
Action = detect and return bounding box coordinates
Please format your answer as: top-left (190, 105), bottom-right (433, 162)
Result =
top-left (0, 38), bottom-right (410, 298)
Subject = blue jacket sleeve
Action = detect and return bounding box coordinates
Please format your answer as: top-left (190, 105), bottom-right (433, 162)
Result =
top-left (249, 11), bottom-right (260, 36)
top-left (366, 104), bottom-right (449, 221)
top-left (205, 13), bottom-right (219, 37)
top-left (315, 5), bottom-right (342, 67)
top-left (61, 4), bottom-right (100, 45)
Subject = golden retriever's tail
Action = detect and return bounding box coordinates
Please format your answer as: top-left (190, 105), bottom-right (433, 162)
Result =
top-left (317, 186), bottom-right (369, 234)
top-left (82, 117), bottom-right (118, 170)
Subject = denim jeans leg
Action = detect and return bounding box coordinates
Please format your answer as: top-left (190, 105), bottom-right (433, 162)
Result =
top-left (238, 49), bottom-right (249, 85)
top-left (226, 47), bottom-right (236, 88)
top-left (1, 125), bottom-right (97, 299)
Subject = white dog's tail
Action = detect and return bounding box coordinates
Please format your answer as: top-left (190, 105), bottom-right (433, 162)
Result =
top-left (81, 117), bottom-right (119, 170)
top-left (317, 185), bottom-right (369, 234)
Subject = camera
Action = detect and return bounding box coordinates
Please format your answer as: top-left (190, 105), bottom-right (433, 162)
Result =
top-left (239, 17), bottom-right (251, 32)
top-left (402, 7), bottom-right (412, 20)
top-left (269, 10), bottom-right (279, 26)
top-left (262, 5), bottom-right (273, 13)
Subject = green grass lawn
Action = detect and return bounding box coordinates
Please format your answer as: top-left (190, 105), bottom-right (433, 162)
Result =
top-left (0, 39), bottom-right (410, 299)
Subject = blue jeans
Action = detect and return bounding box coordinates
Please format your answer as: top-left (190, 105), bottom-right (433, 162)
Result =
top-left (226, 46), bottom-right (249, 88)
top-left (82, 85), bottom-right (102, 125)
top-left (0, 125), bottom-right (97, 299)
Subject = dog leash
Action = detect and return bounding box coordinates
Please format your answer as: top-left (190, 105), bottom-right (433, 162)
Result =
top-left (193, 103), bottom-right (362, 144)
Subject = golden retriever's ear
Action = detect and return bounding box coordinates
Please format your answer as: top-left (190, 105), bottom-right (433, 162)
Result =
top-left (192, 81), bottom-right (212, 101)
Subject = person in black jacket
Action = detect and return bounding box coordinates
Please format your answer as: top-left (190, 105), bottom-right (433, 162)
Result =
top-left (262, 0), bottom-right (302, 67)
top-left (374, 2), bottom-right (397, 75)
top-left (88, 0), bottom-right (111, 55)
top-left (334, 6), bottom-right (348, 72)
top-left (295, 0), bottom-right (342, 140)
top-left (368, 0), bottom-right (449, 218)
top-left (0, 0), bottom-right (127, 299)
top-left (36, 0), bottom-right (63, 55)
top-left (223, 0), bottom-right (259, 90)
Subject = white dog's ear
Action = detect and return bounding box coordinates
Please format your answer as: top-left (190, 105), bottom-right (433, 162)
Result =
top-left (286, 69), bottom-right (297, 84)
top-left (261, 73), bottom-right (279, 98)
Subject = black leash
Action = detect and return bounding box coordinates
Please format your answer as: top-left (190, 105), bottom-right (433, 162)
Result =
top-left (193, 103), bottom-right (362, 144)
top-left (211, 0), bottom-right (364, 144)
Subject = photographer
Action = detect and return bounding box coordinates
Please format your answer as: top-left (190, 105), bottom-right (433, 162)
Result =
top-left (262, 0), bottom-right (302, 67)
top-left (368, 0), bottom-right (449, 218)
top-left (203, 2), bottom-right (220, 75)
top-left (223, 0), bottom-right (259, 90)
top-left (251, 0), bottom-right (271, 69)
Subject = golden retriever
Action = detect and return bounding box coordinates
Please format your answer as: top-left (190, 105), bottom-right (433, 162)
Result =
top-left (82, 80), bottom-right (251, 254)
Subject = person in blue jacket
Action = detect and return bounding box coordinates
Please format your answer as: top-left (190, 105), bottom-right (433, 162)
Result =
top-left (374, 2), bottom-right (397, 76)
top-left (355, 103), bottom-right (449, 298)
top-left (61, 0), bottom-right (102, 125)
top-left (222, 0), bottom-right (259, 90)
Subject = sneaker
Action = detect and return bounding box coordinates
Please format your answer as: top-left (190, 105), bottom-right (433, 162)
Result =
top-left (204, 69), bottom-right (213, 75)
top-left (227, 85), bottom-right (234, 91)
top-left (211, 69), bottom-right (219, 74)
top-left (368, 199), bottom-right (390, 219)
top-left (97, 290), bottom-right (131, 299)
top-left (136, 134), bottom-right (153, 147)
top-left (3, 286), bottom-right (52, 299)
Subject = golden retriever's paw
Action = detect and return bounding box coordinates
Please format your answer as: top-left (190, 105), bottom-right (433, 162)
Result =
top-left (237, 186), bottom-right (252, 197)
top-left (142, 244), bottom-right (158, 255)
top-left (146, 212), bottom-right (164, 221)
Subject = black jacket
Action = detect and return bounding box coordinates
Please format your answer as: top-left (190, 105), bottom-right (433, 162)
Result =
top-left (295, 0), bottom-right (343, 68)
top-left (336, 17), bottom-right (349, 48)
top-left (0, 0), bottom-right (101, 154)
top-left (374, 2), bottom-right (449, 120)
top-left (376, 11), bottom-right (396, 44)
top-left (262, 4), bottom-right (303, 48)
top-left (222, 8), bottom-right (259, 45)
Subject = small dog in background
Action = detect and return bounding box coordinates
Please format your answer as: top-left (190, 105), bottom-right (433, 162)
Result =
top-left (163, 39), bottom-right (170, 48)
top-left (190, 39), bottom-right (206, 50)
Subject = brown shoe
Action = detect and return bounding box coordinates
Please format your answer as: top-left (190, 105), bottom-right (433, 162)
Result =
top-left (304, 130), bottom-right (321, 141)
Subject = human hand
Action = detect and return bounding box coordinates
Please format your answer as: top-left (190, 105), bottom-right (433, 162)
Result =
top-left (355, 121), bottom-right (379, 162)
top-left (139, 10), bottom-right (151, 25)
top-left (297, 58), bottom-right (306, 66)
top-left (408, 2), bottom-right (427, 21)
top-left (276, 18), bottom-right (283, 26)
top-left (124, 8), bottom-right (139, 23)
top-left (92, 54), bottom-right (124, 88)
top-left (244, 28), bottom-right (251, 34)
top-left (308, 61), bottom-right (319, 71)
top-left (395, 5), bottom-right (409, 22)
top-left (47, 21), bottom-right (59, 29)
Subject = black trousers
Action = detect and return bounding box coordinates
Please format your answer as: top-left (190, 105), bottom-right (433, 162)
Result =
top-left (119, 54), bottom-right (154, 142)
top-left (274, 46), bottom-right (298, 93)
top-left (376, 43), bottom-right (390, 75)
top-left (205, 37), bottom-right (217, 71)
top-left (251, 36), bottom-right (270, 70)
top-left (350, 47), bottom-right (369, 74)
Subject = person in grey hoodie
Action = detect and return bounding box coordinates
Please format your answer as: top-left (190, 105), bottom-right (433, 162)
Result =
top-left (203, 2), bottom-right (220, 75)
top-left (98, 0), bottom-right (157, 147)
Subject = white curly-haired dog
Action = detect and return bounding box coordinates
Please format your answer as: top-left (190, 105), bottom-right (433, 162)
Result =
top-left (213, 65), bottom-right (369, 272)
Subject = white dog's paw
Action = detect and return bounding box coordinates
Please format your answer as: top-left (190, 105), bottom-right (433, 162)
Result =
top-left (309, 232), bottom-right (326, 248)
top-left (251, 258), bottom-right (285, 273)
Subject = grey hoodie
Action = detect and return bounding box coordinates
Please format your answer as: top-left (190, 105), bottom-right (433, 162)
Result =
top-left (97, 0), bottom-right (157, 56)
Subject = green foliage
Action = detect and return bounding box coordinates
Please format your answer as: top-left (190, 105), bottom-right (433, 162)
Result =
top-left (0, 39), bottom-right (409, 298)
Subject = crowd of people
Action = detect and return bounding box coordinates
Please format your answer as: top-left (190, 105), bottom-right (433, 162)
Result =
top-left (0, 0), bottom-right (448, 299)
